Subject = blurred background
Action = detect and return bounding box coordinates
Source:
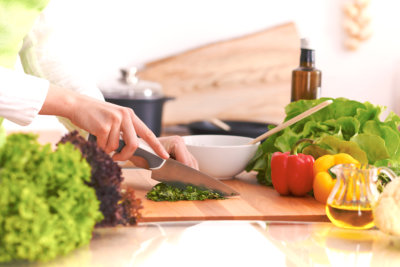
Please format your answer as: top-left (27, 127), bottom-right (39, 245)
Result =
top-left (5, 0), bottom-right (400, 132)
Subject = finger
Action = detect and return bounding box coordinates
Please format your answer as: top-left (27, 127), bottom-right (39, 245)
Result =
top-left (182, 148), bottom-right (198, 170)
top-left (173, 141), bottom-right (198, 169)
top-left (112, 135), bottom-right (138, 162)
top-left (113, 114), bottom-right (138, 161)
top-left (95, 129), bottom-right (110, 151)
top-left (157, 136), bottom-right (199, 169)
top-left (131, 113), bottom-right (169, 159)
top-left (104, 124), bottom-right (121, 154)
top-left (190, 155), bottom-right (199, 170)
top-left (113, 131), bottom-right (138, 162)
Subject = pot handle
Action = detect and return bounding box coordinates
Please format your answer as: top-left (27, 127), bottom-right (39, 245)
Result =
top-left (163, 96), bottom-right (175, 102)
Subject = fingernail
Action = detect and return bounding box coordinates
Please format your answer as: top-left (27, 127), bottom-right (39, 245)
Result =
top-left (163, 150), bottom-right (170, 159)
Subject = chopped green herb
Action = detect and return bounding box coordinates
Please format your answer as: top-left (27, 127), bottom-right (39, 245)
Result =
top-left (146, 183), bottom-right (225, 201)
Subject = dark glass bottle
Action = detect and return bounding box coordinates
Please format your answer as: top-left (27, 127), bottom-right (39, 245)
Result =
top-left (291, 38), bottom-right (322, 102)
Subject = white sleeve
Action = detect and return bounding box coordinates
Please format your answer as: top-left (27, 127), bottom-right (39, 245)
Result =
top-left (18, 7), bottom-right (104, 101)
top-left (19, 2), bottom-right (104, 133)
top-left (0, 66), bottom-right (49, 126)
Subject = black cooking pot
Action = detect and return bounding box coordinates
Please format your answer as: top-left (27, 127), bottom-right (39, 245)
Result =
top-left (102, 68), bottom-right (173, 137)
top-left (105, 96), bottom-right (173, 137)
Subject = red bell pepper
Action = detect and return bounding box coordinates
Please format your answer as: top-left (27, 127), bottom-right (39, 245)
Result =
top-left (271, 140), bottom-right (315, 197)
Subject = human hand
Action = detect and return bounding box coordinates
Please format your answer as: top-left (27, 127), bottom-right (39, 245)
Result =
top-left (128, 135), bottom-right (198, 170)
top-left (40, 85), bottom-right (170, 161)
top-left (158, 136), bottom-right (199, 170)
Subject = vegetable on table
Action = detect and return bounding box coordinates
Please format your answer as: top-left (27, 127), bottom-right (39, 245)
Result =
top-left (0, 131), bottom-right (143, 263)
top-left (146, 183), bottom-right (225, 201)
top-left (58, 131), bottom-right (142, 227)
top-left (246, 97), bottom-right (400, 188)
top-left (313, 153), bottom-right (359, 204)
top-left (271, 139), bottom-right (315, 196)
top-left (0, 133), bottom-right (103, 263)
top-left (373, 178), bottom-right (400, 236)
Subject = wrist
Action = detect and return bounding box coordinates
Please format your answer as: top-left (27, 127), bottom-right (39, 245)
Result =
top-left (39, 84), bottom-right (80, 121)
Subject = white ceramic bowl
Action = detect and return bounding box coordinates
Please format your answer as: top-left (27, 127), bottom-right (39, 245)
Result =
top-left (182, 135), bottom-right (260, 180)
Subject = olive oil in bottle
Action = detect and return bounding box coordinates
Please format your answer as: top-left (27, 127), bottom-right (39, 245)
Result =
top-left (326, 204), bottom-right (374, 230)
top-left (291, 38), bottom-right (322, 102)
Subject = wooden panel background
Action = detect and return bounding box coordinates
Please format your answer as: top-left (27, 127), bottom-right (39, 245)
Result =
top-left (138, 22), bottom-right (300, 126)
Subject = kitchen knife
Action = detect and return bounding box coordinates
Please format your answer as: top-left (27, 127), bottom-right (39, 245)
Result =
top-left (88, 135), bottom-right (239, 197)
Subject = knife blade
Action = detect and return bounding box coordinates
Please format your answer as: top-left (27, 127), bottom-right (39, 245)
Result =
top-left (88, 135), bottom-right (239, 197)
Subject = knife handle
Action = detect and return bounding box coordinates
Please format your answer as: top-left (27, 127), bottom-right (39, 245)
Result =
top-left (88, 134), bottom-right (165, 169)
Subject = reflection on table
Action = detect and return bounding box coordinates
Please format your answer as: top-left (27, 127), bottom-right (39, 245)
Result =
top-left (5, 221), bottom-right (400, 267)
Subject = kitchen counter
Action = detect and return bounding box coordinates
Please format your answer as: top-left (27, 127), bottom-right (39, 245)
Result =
top-left (6, 220), bottom-right (400, 267)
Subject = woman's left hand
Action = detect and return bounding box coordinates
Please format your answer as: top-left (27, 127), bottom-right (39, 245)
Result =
top-left (129, 135), bottom-right (199, 170)
top-left (157, 136), bottom-right (199, 170)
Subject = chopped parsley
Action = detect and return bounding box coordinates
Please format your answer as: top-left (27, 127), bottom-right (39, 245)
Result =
top-left (146, 183), bottom-right (225, 201)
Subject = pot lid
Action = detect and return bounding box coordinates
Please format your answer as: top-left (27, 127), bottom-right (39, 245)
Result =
top-left (101, 67), bottom-right (164, 99)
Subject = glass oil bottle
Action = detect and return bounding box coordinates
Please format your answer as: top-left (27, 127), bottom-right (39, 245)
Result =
top-left (291, 38), bottom-right (322, 102)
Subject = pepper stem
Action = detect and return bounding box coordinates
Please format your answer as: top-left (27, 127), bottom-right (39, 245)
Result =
top-left (290, 138), bottom-right (314, 155)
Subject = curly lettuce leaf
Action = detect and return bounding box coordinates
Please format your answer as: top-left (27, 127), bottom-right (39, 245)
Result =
top-left (362, 121), bottom-right (400, 160)
top-left (0, 133), bottom-right (103, 263)
top-left (384, 111), bottom-right (400, 130)
top-left (285, 98), bottom-right (366, 125)
top-left (355, 101), bottom-right (385, 126)
top-left (350, 133), bottom-right (390, 164)
top-left (303, 136), bottom-right (368, 164)
top-left (246, 128), bottom-right (279, 186)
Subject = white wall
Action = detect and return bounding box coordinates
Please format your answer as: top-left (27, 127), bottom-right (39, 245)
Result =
top-left (5, 0), bottom-right (400, 131)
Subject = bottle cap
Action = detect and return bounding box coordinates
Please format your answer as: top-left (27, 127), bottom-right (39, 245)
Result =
top-left (301, 38), bottom-right (313, 50)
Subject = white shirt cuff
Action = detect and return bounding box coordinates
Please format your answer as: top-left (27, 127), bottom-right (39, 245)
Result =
top-left (0, 66), bottom-right (49, 126)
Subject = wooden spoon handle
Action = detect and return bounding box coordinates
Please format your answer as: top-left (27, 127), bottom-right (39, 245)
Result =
top-left (209, 118), bottom-right (231, 131)
top-left (248, 100), bottom-right (333, 145)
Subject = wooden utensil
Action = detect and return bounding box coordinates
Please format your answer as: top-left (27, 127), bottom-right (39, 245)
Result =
top-left (248, 100), bottom-right (333, 145)
top-left (209, 118), bottom-right (231, 131)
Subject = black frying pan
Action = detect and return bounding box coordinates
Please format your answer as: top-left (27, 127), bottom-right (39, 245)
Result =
top-left (186, 120), bottom-right (275, 140)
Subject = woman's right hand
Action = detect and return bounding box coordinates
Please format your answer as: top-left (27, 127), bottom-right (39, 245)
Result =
top-left (39, 84), bottom-right (170, 162)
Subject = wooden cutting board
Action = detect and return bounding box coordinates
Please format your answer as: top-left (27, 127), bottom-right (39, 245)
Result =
top-left (123, 168), bottom-right (329, 223)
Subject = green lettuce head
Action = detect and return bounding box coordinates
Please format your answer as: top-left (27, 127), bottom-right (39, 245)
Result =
top-left (0, 133), bottom-right (103, 262)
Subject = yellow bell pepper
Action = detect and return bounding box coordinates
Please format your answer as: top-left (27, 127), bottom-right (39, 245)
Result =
top-left (313, 153), bottom-right (359, 204)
